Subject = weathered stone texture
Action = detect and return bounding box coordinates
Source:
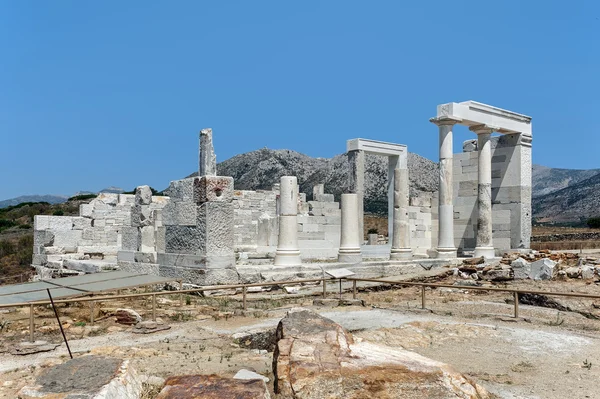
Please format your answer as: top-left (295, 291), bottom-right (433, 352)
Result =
top-left (194, 176), bottom-right (234, 204)
top-left (157, 374), bottom-right (270, 399)
top-left (273, 309), bottom-right (489, 398)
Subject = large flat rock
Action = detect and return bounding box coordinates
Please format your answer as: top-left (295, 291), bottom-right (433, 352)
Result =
top-left (18, 355), bottom-right (142, 399)
top-left (273, 309), bottom-right (490, 399)
top-left (156, 374), bottom-right (270, 399)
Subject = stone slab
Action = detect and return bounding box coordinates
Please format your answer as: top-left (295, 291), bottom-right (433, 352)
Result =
top-left (18, 356), bottom-right (142, 399)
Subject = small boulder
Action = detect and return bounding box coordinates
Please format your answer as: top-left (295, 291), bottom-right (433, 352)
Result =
top-left (511, 257), bottom-right (531, 280)
top-left (115, 308), bottom-right (142, 325)
top-left (565, 267), bottom-right (580, 279)
top-left (529, 258), bottom-right (557, 280)
top-left (581, 265), bottom-right (596, 280)
top-left (482, 268), bottom-right (513, 281)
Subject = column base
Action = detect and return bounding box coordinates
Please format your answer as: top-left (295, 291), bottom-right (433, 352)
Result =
top-left (338, 248), bottom-right (362, 264)
top-left (473, 246), bottom-right (495, 259)
top-left (390, 248), bottom-right (413, 260)
top-left (274, 249), bottom-right (302, 267)
top-left (436, 247), bottom-right (457, 259)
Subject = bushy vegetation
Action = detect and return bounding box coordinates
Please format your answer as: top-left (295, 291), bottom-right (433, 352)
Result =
top-left (0, 235), bottom-right (34, 282)
top-left (123, 187), bottom-right (163, 196)
top-left (68, 193), bottom-right (98, 201)
top-left (587, 217), bottom-right (600, 229)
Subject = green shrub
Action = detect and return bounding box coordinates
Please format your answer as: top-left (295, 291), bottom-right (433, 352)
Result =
top-left (588, 217), bottom-right (600, 229)
top-left (18, 224), bottom-right (31, 229)
top-left (53, 209), bottom-right (64, 216)
top-left (367, 228), bottom-right (378, 235)
top-left (0, 240), bottom-right (15, 257)
top-left (0, 219), bottom-right (16, 231)
top-left (68, 194), bottom-right (97, 201)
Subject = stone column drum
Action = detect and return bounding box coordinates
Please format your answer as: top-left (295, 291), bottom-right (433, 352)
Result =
top-left (471, 125), bottom-right (495, 258)
top-left (431, 117), bottom-right (460, 258)
top-left (390, 168), bottom-right (412, 259)
top-left (338, 193), bottom-right (362, 263)
top-left (274, 176), bottom-right (302, 266)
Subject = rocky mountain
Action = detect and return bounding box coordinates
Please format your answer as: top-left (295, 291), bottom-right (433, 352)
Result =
top-left (532, 171), bottom-right (600, 224)
top-left (532, 164), bottom-right (600, 198)
top-left (190, 148), bottom-right (438, 215)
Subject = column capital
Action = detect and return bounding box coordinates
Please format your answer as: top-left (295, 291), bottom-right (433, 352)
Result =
top-left (469, 124), bottom-right (497, 134)
top-left (429, 116), bottom-right (462, 126)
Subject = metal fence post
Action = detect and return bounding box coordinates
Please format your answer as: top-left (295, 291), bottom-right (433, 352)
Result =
top-left (90, 301), bottom-right (95, 325)
top-left (352, 280), bottom-right (357, 300)
top-left (322, 279), bottom-right (327, 299)
top-left (152, 294), bottom-right (156, 321)
top-left (514, 292), bottom-right (519, 318)
top-left (243, 286), bottom-right (247, 310)
top-left (421, 286), bottom-right (426, 309)
top-left (29, 304), bottom-right (34, 343)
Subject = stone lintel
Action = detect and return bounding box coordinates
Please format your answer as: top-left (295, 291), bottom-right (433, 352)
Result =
top-left (347, 138), bottom-right (407, 157)
top-left (437, 101), bottom-right (532, 135)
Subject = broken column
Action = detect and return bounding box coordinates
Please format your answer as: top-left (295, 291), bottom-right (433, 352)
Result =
top-left (274, 176), bottom-right (302, 266)
top-left (338, 193), bottom-right (362, 263)
top-left (390, 168), bottom-right (412, 259)
top-left (199, 128), bottom-right (217, 176)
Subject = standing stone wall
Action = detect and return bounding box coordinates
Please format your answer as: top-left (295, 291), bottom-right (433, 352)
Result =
top-left (453, 135), bottom-right (530, 253)
top-left (232, 189), bottom-right (278, 251)
top-left (297, 186), bottom-right (341, 260)
top-left (33, 193), bottom-right (168, 274)
top-left (408, 193), bottom-right (437, 256)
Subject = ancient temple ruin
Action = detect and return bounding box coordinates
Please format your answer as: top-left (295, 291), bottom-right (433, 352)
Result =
top-left (32, 100), bottom-right (533, 284)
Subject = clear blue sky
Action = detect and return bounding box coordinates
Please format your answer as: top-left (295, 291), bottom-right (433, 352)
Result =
top-left (1, 1), bottom-right (599, 200)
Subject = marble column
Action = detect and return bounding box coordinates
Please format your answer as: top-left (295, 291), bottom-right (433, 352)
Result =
top-left (348, 150), bottom-right (365, 243)
top-left (338, 193), bottom-right (362, 263)
top-left (430, 117), bottom-right (460, 258)
top-left (390, 167), bottom-right (412, 259)
top-left (470, 125), bottom-right (495, 258)
top-left (274, 176), bottom-right (302, 266)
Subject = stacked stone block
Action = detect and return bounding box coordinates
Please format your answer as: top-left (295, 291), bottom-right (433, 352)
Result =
top-left (408, 193), bottom-right (437, 256)
top-left (34, 193), bottom-right (168, 277)
top-left (296, 185), bottom-right (341, 259)
top-left (232, 189), bottom-right (278, 251)
top-left (453, 135), bottom-right (530, 253)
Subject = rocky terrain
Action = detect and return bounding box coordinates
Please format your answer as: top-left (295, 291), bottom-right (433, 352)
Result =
top-left (532, 171), bottom-right (600, 224)
top-left (531, 164), bottom-right (600, 198)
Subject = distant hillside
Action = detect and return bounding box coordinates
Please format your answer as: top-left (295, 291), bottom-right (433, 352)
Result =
top-left (533, 171), bottom-right (600, 224)
top-left (0, 187), bottom-right (123, 209)
top-left (532, 164), bottom-right (600, 198)
top-left (0, 195), bottom-right (68, 209)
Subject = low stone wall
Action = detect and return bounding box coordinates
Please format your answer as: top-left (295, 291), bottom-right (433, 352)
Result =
top-left (531, 232), bottom-right (600, 242)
